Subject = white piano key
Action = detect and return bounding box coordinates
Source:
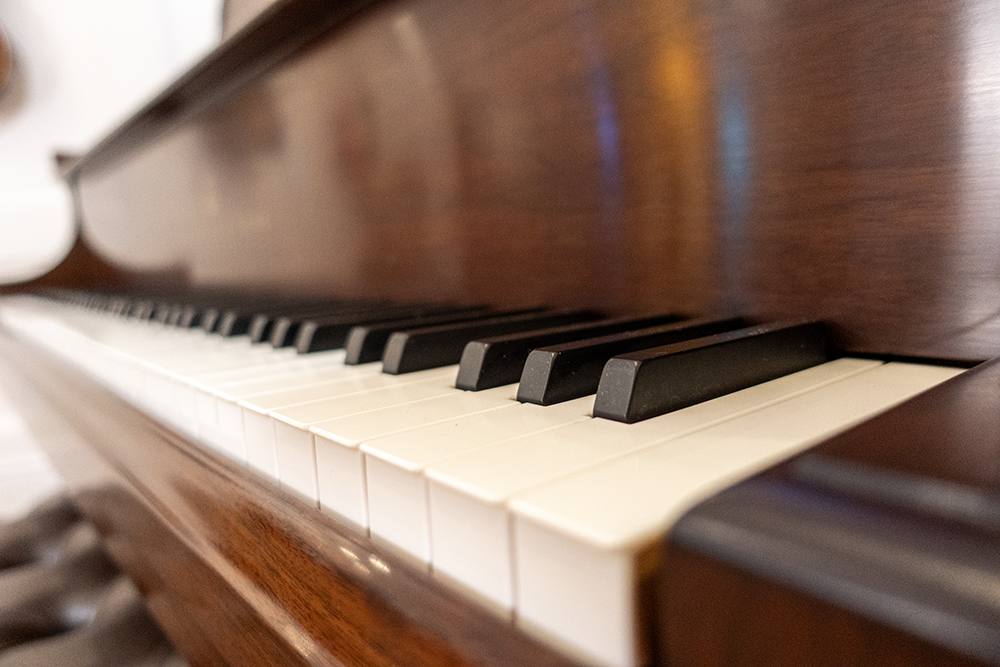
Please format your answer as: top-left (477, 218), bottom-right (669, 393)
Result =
top-left (182, 354), bottom-right (380, 453)
top-left (175, 350), bottom-right (356, 443)
top-left (245, 408), bottom-right (280, 478)
top-left (210, 356), bottom-right (381, 458)
top-left (268, 369), bottom-right (462, 503)
top-left (509, 361), bottom-right (966, 667)
top-left (191, 349), bottom-right (352, 396)
top-left (274, 420), bottom-right (321, 505)
top-left (242, 365), bottom-right (455, 417)
top-left (238, 367), bottom-right (457, 478)
top-left (422, 357), bottom-right (882, 614)
top-left (309, 384), bottom-right (521, 534)
top-left (359, 396), bottom-right (594, 564)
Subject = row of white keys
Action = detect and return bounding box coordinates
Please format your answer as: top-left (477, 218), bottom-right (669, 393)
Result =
top-left (173, 347), bottom-right (365, 447)
top-left (2, 300), bottom-right (968, 667)
top-left (235, 365), bottom-right (456, 477)
top-left (506, 361), bottom-right (965, 667)
top-left (356, 395), bottom-right (596, 564)
top-left (306, 385), bottom-right (591, 533)
top-left (416, 357), bottom-right (880, 614)
top-left (259, 367), bottom-right (485, 505)
top-left (177, 349), bottom-right (351, 446)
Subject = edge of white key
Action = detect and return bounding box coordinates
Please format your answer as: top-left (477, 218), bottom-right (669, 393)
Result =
top-left (508, 361), bottom-right (965, 667)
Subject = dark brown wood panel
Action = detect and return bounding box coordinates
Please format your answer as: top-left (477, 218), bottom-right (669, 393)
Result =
top-left (0, 328), bottom-right (582, 667)
top-left (69, 0), bottom-right (1000, 361)
top-left (807, 356), bottom-right (1000, 489)
top-left (660, 541), bottom-right (990, 667)
top-left (661, 356), bottom-right (1000, 666)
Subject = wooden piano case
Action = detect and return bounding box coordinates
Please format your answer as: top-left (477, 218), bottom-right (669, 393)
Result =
top-left (2, 0), bottom-right (999, 664)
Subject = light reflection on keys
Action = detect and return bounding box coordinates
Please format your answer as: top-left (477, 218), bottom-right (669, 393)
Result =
top-left (0, 295), bottom-right (966, 667)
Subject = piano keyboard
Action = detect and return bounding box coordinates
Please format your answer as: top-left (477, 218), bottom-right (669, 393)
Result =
top-left (0, 293), bottom-right (967, 667)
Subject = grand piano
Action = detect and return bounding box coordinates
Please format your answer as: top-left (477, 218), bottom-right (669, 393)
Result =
top-left (0, 0), bottom-right (998, 665)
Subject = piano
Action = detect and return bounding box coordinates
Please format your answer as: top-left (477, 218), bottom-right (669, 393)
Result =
top-left (0, 0), bottom-right (998, 665)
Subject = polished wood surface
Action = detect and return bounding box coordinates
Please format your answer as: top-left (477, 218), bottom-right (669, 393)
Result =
top-left (662, 356), bottom-right (1000, 666)
top-left (28, 0), bottom-right (1000, 664)
top-left (70, 0), bottom-right (1000, 361)
top-left (812, 357), bottom-right (1000, 490)
top-left (660, 542), bottom-right (988, 667)
top-left (0, 328), bottom-right (581, 667)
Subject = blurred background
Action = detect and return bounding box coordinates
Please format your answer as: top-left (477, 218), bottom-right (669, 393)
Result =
top-left (0, 0), bottom-right (223, 519)
top-left (0, 0), bottom-right (223, 285)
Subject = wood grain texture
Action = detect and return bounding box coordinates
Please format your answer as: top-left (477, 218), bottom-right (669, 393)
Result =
top-left (661, 357), bottom-right (1000, 666)
top-left (69, 0), bottom-right (1000, 361)
top-left (0, 328), bottom-right (583, 667)
top-left (660, 540), bottom-right (990, 667)
top-left (807, 356), bottom-right (1000, 490)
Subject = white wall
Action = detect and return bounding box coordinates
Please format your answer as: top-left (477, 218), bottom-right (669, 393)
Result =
top-left (0, 0), bottom-right (223, 283)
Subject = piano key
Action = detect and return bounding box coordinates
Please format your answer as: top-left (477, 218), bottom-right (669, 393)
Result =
top-left (382, 310), bottom-right (603, 375)
top-left (268, 302), bottom-right (402, 348)
top-left (5, 296), bottom-right (971, 667)
top-left (229, 301), bottom-right (361, 339)
top-left (343, 306), bottom-right (499, 365)
top-left (454, 313), bottom-right (683, 392)
top-left (200, 307), bottom-right (224, 333)
top-left (268, 368), bottom-right (462, 504)
top-left (422, 357), bottom-right (881, 613)
top-left (248, 313), bottom-right (274, 343)
top-left (177, 305), bottom-right (203, 328)
top-left (291, 303), bottom-right (469, 352)
top-left (508, 361), bottom-right (965, 667)
top-left (247, 299), bottom-right (371, 343)
top-left (358, 396), bottom-right (596, 564)
top-left (217, 311), bottom-right (255, 337)
top-left (516, 316), bottom-right (746, 406)
top-left (593, 319), bottom-right (827, 423)
top-left (128, 300), bottom-right (156, 320)
top-left (151, 302), bottom-right (174, 324)
top-left (310, 384), bottom-right (525, 532)
top-left (165, 304), bottom-right (185, 326)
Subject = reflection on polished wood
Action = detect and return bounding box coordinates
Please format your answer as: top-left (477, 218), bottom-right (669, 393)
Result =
top-left (663, 361), bottom-right (1000, 666)
top-left (72, 0), bottom-right (1000, 361)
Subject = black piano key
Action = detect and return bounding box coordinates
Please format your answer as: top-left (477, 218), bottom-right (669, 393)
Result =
top-left (455, 313), bottom-right (685, 391)
top-left (200, 308), bottom-right (223, 333)
top-left (516, 316), bottom-right (747, 406)
top-left (247, 299), bottom-right (367, 343)
top-left (294, 304), bottom-right (479, 353)
top-left (165, 305), bottom-right (185, 326)
top-left (178, 306), bottom-right (204, 328)
top-left (151, 303), bottom-right (173, 324)
top-left (248, 313), bottom-right (275, 343)
top-left (270, 311), bottom-right (331, 348)
top-left (593, 320), bottom-right (827, 424)
top-left (382, 310), bottom-right (604, 375)
top-left (270, 302), bottom-right (397, 348)
top-left (217, 311), bottom-right (255, 337)
top-left (343, 306), bottom-right (506, 365)
top-left (108, 297), bottom-right (130, 316)
top-left (129, 300), bottom-right (156, 320)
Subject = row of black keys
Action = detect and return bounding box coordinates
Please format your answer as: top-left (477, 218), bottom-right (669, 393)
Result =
top-left (46, 292), bottom-right (828, 424)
